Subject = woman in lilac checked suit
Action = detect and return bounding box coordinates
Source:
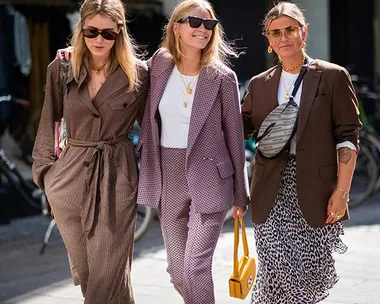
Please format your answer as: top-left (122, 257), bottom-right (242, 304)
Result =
top-left (137, 0), bottom-right (250, 303)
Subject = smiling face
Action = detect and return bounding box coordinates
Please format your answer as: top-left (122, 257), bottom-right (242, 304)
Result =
top-left (83, 13), bottom-right (118, 61)
top-left (174, 7), bottom-right (213, 55)
top-left (267, 15), bottom-right (307, 60)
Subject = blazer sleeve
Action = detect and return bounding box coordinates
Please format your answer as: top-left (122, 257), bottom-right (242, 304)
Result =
top-left (136, 61), bottom-right (150, 127)
top-left (332, 68), bottom-right (362, 151)
top-left (32, 59), bottom-right (63, 191)
top-left (241, 77), bottom-right (257, 140)
top-left (221, 71), bottom-right (250, 207)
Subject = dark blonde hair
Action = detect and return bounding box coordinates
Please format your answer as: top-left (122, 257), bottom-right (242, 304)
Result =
top-left (70, 0), bottom-right (140, 92)
top-left (263, 1), bottom-right (307, 34)
top-left (161, 0), bottom-right (238, 67)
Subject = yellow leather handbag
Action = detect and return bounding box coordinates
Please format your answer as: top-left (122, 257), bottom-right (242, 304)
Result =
top-left (229, 217), bottom-right (256, 299)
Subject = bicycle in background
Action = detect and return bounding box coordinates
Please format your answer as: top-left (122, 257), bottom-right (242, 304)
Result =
top-left (349, 74), bottom-right (380, 208)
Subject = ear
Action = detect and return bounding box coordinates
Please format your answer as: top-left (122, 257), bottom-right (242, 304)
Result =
top-left (173, 23), bottom-right (179, 34)
top-left (302, 25), bottom-right (308, 41)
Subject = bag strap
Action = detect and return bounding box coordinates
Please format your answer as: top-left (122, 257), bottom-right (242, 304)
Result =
top-left (288, 56), bottom-right (314, 102)
top-left (233, 217), bottom-right (249, 276)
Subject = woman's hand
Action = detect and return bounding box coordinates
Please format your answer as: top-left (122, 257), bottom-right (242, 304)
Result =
top-left (325, 189), bottom-right (348, 224)
top-left (233, 206), bottom-right (248, 219)
top-left (56, 46), bottom-right (73, 61)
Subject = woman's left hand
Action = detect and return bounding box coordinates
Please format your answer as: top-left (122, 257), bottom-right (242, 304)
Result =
top-left (325, 189), bottom-right (348, 224)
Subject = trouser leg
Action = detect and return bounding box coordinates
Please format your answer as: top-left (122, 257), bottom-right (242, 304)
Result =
top-left (182, 206), bottom-right (227, 304)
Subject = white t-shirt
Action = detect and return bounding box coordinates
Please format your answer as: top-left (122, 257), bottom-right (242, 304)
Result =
top-left (277, 70), bottom-right (302, 154)
top-left (159, 66), bottom-right (199, 148)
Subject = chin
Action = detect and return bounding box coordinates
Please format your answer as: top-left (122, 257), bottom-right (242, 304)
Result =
top-left (279, 51), bottom-right (298, 58)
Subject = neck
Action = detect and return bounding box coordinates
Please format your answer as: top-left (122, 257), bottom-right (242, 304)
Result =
top-left (281, 52), bottom-right (306, 74)
top-left (91, 54), bottom-right (109, 68)
top-left (178, 49), bottom-right (202, 76)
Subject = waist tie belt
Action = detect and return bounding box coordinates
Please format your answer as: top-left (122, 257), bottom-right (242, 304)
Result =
top-left (67, 135), bottom-right (133, 235)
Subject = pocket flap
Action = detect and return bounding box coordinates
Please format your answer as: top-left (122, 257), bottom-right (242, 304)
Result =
top-left (217, 161), bottom-right (235, 179)
top-left (107, 92), bottom-right (136, 110)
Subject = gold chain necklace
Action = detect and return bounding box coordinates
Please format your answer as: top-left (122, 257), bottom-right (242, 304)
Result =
top-left (281, 55), bottom-right (305, 72)
top-left (179, 73), bottom-right (198, 95)
top-left (281, 74), bottom-right (298, 100)
top-left (91, 62), bottom-right (107, 74)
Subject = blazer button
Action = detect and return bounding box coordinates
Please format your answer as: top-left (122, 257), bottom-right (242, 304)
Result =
top-left (280, 170), bottom-right (283, 175)
top-left (83, 161), bottom-right (90, 167)
top-left (123, 103), bottom-right (128, 107)
top-left (92, 114), bottom-right (99, 118)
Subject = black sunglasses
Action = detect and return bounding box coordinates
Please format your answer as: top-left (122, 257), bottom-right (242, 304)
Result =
top-left (177, 16), bottom-right (219, 31)
top-left (82, 28), bottom-right (119, 41)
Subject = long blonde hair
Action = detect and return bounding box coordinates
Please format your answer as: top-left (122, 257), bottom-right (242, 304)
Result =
top-left (70, 0), bottom-right (140, 92)
top-left (161, 0), bottom-right (238, 67)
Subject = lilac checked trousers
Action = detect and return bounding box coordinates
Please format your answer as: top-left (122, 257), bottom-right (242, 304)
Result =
top-left (158, 147), bottom-right (227, 304)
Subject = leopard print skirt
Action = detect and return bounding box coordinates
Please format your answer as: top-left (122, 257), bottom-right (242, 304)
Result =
top-left (251, 155), bottom-right (347, 304)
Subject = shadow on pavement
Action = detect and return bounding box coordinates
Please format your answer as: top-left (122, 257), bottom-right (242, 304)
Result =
top-left (0, 189), bottom-right (378, 302)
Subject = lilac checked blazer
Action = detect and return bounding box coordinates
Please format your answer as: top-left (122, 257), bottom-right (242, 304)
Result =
top-left (136, 48), bottom-right (250, 213)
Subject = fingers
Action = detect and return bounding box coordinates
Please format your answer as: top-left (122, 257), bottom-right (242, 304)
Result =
top-left (64, 51), bottom-right (71, 61)
top-left (55, 47), bottom-right (73, 61)
top-left (56, 50), bottom-right (63, 60)
top-left (326, 211), bottom-right (344, 224)
top-left (65, 46), bottom-right (74, 60)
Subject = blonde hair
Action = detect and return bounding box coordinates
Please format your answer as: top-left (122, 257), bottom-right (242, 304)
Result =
top-left (161, 0), bottom-right (238, 67)
top-left (263, 1), bottom-right (307, 34)
top-left (70, 0), bottom-right (140, 92)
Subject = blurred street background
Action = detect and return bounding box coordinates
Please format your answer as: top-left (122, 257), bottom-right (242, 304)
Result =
top-left (1, 0), bottom-right (380, 303)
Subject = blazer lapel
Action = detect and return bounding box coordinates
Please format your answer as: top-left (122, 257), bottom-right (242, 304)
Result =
top-left (76, 68), bottom-right (98, 114)
top-left (263, 66), bottom-right (281, 119)
top-left (93, 67), bottom-right (128, 109)
top-left (187, 66), bottom-right (221, 158)
top-left (296, 63), bottom-right (322, 143)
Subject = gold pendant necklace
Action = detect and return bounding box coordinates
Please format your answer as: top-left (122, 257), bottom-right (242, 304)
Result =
top-left (91, 62), bottom-right (107, 74)
top-left (178, 67), bottom-right (199, 95)
top-left (181, 75), bottom-right (197, 95)
top-left (281, 74), bottom-right (298, 100)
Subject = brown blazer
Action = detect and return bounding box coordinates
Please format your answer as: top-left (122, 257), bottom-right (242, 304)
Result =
top-left (242, 59), bottom-right (362, 228)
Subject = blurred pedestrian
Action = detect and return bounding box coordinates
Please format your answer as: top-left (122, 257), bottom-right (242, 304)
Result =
top-left (136, 0), bottom-right (249, 303)
top-left (238, 2), bottom-right (362, 303)
top-left (32, 0), bottom-right (148, 303)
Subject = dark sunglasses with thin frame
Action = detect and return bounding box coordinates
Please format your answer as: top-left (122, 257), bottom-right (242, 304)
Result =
top-left (177, 15), bottom-right (219, 31)
top-left (82, 27), bottom-right (119, 41)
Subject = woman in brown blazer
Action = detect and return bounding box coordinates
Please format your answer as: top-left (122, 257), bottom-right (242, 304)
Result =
top-left (238, 2), bottom-right (362, 303)
top-left (32, 0), bottom-right (148, 303)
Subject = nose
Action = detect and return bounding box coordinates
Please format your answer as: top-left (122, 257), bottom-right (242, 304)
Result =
top-left (197, 21), bottom-right (208, 31)
top-left (279, 31), bottom-right (289, 42)
top-left (95, 33), bottom-right (104, 43)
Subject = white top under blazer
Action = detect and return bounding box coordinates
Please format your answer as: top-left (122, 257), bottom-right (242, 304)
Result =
top-left (159, 66), bottom-right (199, 148)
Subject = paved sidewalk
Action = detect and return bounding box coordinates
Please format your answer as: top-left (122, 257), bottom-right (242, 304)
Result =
top-left (1, 195), bottom-right (380, 304)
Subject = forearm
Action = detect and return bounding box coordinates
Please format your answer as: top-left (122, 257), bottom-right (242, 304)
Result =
top-left (336, 147), bottom-right (357, 194)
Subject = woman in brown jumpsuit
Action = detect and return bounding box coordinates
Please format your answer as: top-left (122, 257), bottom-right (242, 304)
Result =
top-left (32, 0), bottom-right (148, 303)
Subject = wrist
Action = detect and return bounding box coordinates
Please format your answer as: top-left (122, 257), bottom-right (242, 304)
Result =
top-left (334, 187), bottom-right (350, 201)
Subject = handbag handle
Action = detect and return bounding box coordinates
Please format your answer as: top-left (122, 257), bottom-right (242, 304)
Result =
top-left (233, 216), bottom-right (249, 277)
